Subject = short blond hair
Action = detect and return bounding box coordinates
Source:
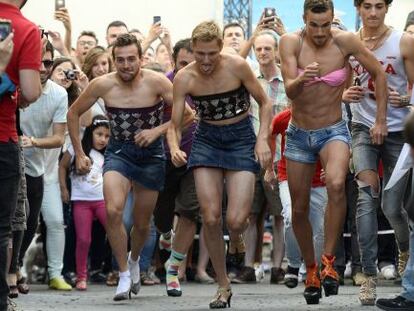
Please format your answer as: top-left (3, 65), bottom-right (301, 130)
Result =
top-left (191, 21), bottom-right (223, 46)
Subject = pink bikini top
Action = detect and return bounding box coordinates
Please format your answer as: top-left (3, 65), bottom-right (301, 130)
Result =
top-left (297, 66), bottom-right (348, 87)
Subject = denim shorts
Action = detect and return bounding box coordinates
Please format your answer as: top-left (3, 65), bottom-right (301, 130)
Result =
top-left (103, 138), bottom-right (166, 191)
top-left (284, 119), bottom-right (351, 164)
top-left (188, 117), bottom-right (260, 173)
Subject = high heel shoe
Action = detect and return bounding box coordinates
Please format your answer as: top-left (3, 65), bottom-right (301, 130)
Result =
top-left (303, 266), bottom-right (321, 305)
top-left (113, 279), bottom-right (132, 301)
top-left (321, 255), bottom-right (339, 297)
top-left (209, 287), bottom-right (232, 309)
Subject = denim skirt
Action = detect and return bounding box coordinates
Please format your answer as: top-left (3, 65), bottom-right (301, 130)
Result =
top-left (103, 138), bottom-right (166, 191)
top-left (188, 117), bottom-right (259, 173)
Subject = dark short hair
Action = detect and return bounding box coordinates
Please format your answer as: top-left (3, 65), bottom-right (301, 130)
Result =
top-left (106, 20), bottom-right (128, 33)
top-left (405, 11), bottom-right (414, 31)
top-left (172, 38), bottom-right (192, 64)
top-left (304, 0), bottom-right (334, 14)
top-left (223, 22), bottom-right (245, 39)
top-left (78, 31), bottom-right (98, 43)
top-left (404, 112), bottom-right (414, 147)
top-left (45, 40), bottom-right (54, 59)
top-left (354, 0), bottom-right (392, 6)
top-left (112, 33), bottom-right (142, 59)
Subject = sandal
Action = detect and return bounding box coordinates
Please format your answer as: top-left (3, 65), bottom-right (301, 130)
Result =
top-left (17, 277), bottom-right (29, 294)
top-left (76, 279), bottom-right (87, 291)
top-left (140, 272), bottom-right (155, 286)
top-left (106, 271), bottom-right (119, 287)
top-left (8, 285), bottom-right (18, 299)
top-left (209, 286), bottom-right (232, 309)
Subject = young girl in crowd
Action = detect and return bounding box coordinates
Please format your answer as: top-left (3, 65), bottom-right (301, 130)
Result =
top-left (59, 115), bottom-right (110, 290)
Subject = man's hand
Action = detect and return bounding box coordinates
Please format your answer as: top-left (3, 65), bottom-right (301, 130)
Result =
top-left (170, 148), bottom-right (187, 168)
top-left (389, 88), bottom-right (410, 108)
top-left (146, 22), bottom-right (163, 44)
top-left (21, 135), bottom-right (35, 148)
top-left (298, 62), bottom-right (319, 84)
top-left (264, 168), bottom-right (277, 187)
top-left (75, 154), bottom-right (92, 175)
top-left (370, 121), bottom-right (388, 145)
top-left (342, 86), bottom-right (364, 103)
top-left (255, 138), bottom-right (272, 170)
top-left (160, 27), bottom-right (172, 49)
top-left (0, 32), bottom-right (14, 73)
top-left (48, 30), bottom-right (69, 55)
top-left (54, 8), bottom-right (71, 31)
top-left (134, 129), bottom-right (160, 147)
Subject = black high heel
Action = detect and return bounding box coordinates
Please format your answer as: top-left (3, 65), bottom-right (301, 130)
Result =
top-left (209, 287), bottom-right (232, 309)
top-left (8, 285), bottom-right (18, 299)
top-left (304, 286), bottom-right (322, 305)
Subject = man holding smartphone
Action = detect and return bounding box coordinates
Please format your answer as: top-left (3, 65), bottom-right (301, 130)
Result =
top-left (0, 1), bottom-right (41, 310)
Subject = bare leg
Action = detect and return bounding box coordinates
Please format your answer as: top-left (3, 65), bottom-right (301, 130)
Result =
top-left (195, 168), bottom-right (227, 287)
top-left (196, 226), bottom-right (212, 278)
top-left (103, 172), bottom-right (130, 273)
top-left (319, 141), bottom-right (350, 255)
top-left (272, 215), bottom-right (285, 268)
top-left (286, 160), bottom-right (316, 266)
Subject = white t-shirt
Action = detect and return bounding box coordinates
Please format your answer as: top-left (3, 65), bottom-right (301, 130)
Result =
top-left (20, 80), bottom-right (68, 177)
top-left (67, 145), bottom-right (104, 201)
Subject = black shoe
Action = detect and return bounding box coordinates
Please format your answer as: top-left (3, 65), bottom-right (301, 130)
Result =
top-left (284, 266), bottom-right (299, 289)
top-left (63, 272), bottom-right (77, 288)
top-left (270, 267), bottom-right (285, 284)
top-left (89, 270), bottom-right (106, 284)
top-left (376, 296), bottom-right (414, 311)
top-left (231, 266), bottom-right (256, 284)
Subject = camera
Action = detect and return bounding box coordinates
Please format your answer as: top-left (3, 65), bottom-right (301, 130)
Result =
top-left (0, 21), bottom-right (11, 42)
top-left (63, 69), bottom-right (77, 81)
top-left (153, 16), bottom-right (161, 24)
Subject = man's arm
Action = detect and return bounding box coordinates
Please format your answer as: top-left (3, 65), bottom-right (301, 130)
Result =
top-left (279, 34), bottom-right (318, 100)
top-left (19, 69), bottom-right (41, 103)
top-left (67, 77), bottom-right (102, 173)
top-left (235, 58), bottom-right (271, 169)
top-left (344, 33), bottom-right (388, 144)
top-left (166, 71), bottom-right (188, 167)
top-left (22, 123), bottom-right (65, 149)
top-left (401, 33), bottom-right (414, 92)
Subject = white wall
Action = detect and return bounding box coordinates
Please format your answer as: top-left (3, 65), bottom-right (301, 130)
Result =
top-left (21, 0), bottom-right (224, 47)
top-left (386, 0), bottom-right (413, 31)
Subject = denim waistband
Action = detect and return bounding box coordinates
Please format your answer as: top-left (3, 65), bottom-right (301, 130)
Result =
top-left (288, 119), bottom-right (347, 134)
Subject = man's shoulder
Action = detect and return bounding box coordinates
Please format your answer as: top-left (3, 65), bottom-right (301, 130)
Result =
top-left (46, 80), bottom-right (67, 96)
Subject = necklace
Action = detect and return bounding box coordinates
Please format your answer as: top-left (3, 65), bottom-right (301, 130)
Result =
top-left (359, 26), bottom-right (390, 50)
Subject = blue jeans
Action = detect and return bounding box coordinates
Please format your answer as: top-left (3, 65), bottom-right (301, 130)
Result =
top-left (352, 123), bottom-right (410, 275)
top-left (279, 181), bottom-right (327, 267)
top-left (401, 221), bottom-right (414, 302)
top-left (285, 119), bottom-right (351, 164)
top-left (123, 192), bottom-right (156, 272)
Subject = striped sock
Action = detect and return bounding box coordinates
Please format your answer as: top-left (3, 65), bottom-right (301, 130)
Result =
top-left (166, 250), bottom-right (186, 293)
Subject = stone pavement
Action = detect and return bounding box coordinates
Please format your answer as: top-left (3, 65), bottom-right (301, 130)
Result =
top-left (14, 279), bottom-right (401, 311)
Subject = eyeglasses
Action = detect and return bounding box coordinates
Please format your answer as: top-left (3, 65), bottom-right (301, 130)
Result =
top-left (78, 40), bottom-right (96, 47)
top-left (42, 60), bottom-right (54, 68)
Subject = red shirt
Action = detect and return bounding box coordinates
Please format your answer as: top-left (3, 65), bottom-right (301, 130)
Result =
top-left (0, 2), bottom-right (41, 142)
top-left (271, 108), bottom-right (325, 187)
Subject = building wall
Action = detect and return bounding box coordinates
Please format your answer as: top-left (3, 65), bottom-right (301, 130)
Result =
top-left (21, 0), bottom-right (224, 48)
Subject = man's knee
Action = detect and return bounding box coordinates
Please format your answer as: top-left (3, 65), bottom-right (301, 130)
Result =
top-left (203, 215), bottom-right (221, 228)
top-left (106, 205), bottom-right (123, 224)
top-left (325, 177), bottom-right (346, 196)
top-left (227, 218), bottom-right (246, 234)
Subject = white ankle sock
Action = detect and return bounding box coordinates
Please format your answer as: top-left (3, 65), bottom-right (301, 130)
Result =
top-left (116, 271), bottom-right (131, 295)
top-left (128, 254), bottom-right (140, 284)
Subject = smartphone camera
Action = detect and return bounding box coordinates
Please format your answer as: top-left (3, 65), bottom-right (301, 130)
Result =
top-left (55, 0), bottom-right (65, 11)
top-left (153, 16), bottom-right (161, 24)
top-left (64, 69), bottom-right (76, 81)
top-left (0, 21), bottom-right (11, 42)
top-left (353, 77), bottom-right (361, 86)
top-left (264, 7), bottom-right (276, 18)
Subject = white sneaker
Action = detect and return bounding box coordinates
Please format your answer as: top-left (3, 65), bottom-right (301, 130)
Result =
top-left (380, 264), bottom-right (397, 280)
top-left (254, 263), bottom-right (265, 282)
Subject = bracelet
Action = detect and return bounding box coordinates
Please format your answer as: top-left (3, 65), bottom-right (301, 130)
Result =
top-left (400, 95), bottom-right (410, 106)
top-left (30, 136), bottom-right (37, 147)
